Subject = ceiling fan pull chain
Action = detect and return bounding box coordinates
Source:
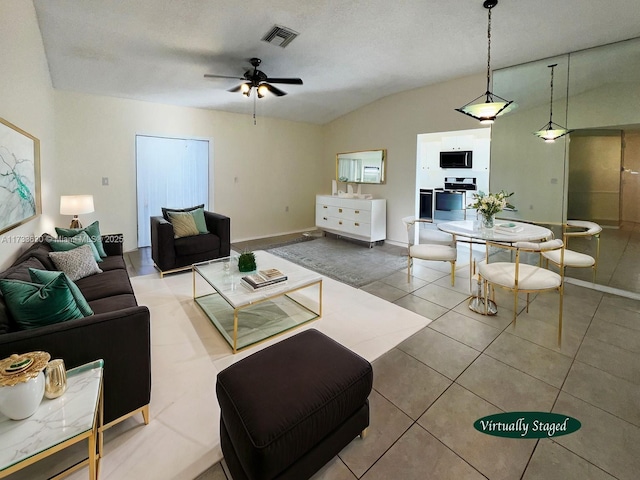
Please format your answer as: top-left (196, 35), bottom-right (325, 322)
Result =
top-left (253, 94), bottom-right (257, 125)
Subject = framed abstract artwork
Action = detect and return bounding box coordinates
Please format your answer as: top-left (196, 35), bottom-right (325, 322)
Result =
top-left (0, 117), bottom-right (41, 234)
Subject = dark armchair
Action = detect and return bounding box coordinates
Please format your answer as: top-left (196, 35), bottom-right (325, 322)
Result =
top-left (151, 210), bottom-right (231, 276)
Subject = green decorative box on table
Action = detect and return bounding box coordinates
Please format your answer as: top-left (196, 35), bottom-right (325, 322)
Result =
top-left (237, 251), bottom-right (257, 272)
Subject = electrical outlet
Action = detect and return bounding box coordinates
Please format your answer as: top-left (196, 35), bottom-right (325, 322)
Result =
top-left (102, 177), bottom-right (109, 186)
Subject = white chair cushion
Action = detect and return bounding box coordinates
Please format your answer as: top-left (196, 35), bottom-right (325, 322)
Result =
top-left (515, 239), bottom-right (563, 251)
top-left (567, 220), bottom-right (602, 235)
top-left (479, 262), bottom-right (561, 290)
top-left (543, 249), bottom-right (595, 267)
top-left (410, 244), bottom-right (457, 261)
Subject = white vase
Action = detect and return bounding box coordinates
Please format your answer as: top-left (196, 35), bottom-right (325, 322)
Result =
top-left (0, 371), bottom-right (45, 420)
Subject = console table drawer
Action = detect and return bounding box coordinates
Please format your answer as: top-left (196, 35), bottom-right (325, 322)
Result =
top-left (315, 195), bottom-right (386, 245)
top-left (316, 204), bottom-right (368, 221)
top-left (316, 215), bottom-right (372, 237)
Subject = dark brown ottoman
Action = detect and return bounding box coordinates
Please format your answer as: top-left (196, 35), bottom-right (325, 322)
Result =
top-left (216, 329), bottom-right (373, 480)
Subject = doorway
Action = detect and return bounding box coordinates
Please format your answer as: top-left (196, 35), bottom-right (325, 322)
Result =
top-left (567, 128), bottom-right (640, 226)
top-left (621, 131), bottom-right (640, 223)
top-left (136, 135), bottom-right (210, 247)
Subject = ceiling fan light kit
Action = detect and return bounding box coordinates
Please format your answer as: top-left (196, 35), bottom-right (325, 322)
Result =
top-left (456, 0), bottom-right (514, 124)
top-left (533, 63), bottom-right (572, 142)
top-left (204, 57), bottom-right (303, 99)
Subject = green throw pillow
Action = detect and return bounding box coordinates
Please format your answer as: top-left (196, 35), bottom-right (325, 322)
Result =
top-left (28, 268), bottom-right (94, 317)
top-left (0, 275), bottom-right (84, 330)
top-left (167, 211), bottom-right (200, 238)
top-left (190, 207), bottom-right (209, 234)
top-left (48, 231), bottom-right (103, 262)
top-left (55, 220), bottom-right (107, 257)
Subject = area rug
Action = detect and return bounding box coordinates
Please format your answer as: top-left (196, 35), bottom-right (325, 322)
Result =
top-left (267, 236), bottom-right (407, 288)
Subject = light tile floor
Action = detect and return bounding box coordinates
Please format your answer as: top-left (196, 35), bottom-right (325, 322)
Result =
top-left (128, 233), bottom-right (640, 480)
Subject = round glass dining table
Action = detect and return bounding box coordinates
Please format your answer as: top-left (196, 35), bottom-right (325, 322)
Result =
top-left (437, 219), bottom-right (554, 314)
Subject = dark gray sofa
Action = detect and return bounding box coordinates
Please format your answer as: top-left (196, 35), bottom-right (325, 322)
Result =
top-left (0, 234), bottom-right (151, 427)
top-left (151, 210), bottom-right (230, 275)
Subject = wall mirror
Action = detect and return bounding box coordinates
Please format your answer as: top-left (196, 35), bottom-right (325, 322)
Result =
top-left (336, 149), bottom-right (386, 184)
top-left (490, 36), bottom-right (640, 294)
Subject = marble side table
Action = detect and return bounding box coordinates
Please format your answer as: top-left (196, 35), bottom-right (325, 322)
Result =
top-left (0, 360), bottom-right (104, 479)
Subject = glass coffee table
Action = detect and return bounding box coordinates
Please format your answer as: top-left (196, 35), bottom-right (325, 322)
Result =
top-left (193, 250), bottom-right (322, 353)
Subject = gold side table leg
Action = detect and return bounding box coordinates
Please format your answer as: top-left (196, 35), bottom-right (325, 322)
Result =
top-left (88, 432), bottom-right (96, 480)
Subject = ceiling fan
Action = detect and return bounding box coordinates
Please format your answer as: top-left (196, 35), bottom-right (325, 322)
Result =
top-left (204, 57), bottom-right (303, 98)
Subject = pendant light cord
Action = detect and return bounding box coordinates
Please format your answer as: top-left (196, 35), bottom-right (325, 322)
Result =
top-left (485, 6), bottom-right (492, 98)
top-left (548, 64), bottom-right (556, 124)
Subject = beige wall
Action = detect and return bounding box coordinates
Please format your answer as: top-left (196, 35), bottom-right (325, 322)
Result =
top-left (0, 0), bottom-right (489, 263)
top-left (53, 91), bottom-right (324, 251)
top-left (0, 0), bottom-right (57, 269)
top-left (322, 74), bottom-right (486, 244)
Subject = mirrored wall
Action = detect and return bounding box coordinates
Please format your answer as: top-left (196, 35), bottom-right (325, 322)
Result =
top-left (490, 36), bottom-right (640, 293)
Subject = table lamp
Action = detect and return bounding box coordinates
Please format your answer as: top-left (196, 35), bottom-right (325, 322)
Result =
top-left (60, 195), bottom-right (94, 228)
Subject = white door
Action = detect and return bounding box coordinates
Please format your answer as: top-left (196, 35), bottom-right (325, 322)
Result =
top-left (136, 135), bottom-right (209, 247)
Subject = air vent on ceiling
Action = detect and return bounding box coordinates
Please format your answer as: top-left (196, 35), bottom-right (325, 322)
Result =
top-left (262, 25), bottom-right (299, 48)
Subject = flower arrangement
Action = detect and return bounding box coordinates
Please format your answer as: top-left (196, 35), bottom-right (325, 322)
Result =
top-left (468, 190), bottom-right (515, 227)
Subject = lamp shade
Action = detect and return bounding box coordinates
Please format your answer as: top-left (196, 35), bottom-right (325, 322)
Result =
top-left (456, 97), bottom-right (513, 124)
top-left (60, 195), bottom-right (94, 215)
top-left (533, 123), bottom-right (571, 142)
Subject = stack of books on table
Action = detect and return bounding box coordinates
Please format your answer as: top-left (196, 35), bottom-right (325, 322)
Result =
top-left (241, 268), bottom-right (288, 291)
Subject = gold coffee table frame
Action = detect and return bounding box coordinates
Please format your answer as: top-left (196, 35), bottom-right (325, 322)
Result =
top-left (193, 251), bottom-right (323, 353)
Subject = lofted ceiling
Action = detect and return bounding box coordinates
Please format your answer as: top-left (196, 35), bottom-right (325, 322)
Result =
top-left (33, 0), bottom-right (640, 125)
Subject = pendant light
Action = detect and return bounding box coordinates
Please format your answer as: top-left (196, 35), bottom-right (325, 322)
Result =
top-left (456, 0), bottom-right (513, 124)
top-left (533, 64), bottom-right (571, 142)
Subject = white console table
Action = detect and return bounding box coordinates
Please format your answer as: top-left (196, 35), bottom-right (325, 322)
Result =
top-left (315, 195), bottom-right (386, 246)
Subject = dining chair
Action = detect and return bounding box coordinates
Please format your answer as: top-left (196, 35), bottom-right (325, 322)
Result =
top-left (542, 220), bottom-right (601, 282)
top-left (402, 216), bottom-right (457, 285)
top-left (478, 239), bottom-right (565, 345)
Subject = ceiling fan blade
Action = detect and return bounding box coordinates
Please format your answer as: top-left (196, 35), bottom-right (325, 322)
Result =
top-left (204, 74), bottom-right (245, 80)
top-left (263, 83), bottom-right (287, 96)
top-left (227, 84), bottom-right (244, 93)
top-left (265, 77), bottom-right (303, 85)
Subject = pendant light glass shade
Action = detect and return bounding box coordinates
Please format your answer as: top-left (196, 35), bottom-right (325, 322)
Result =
top-left (534, 64), bottom-right (571, 142)
top-left (456, 0), bottom-right (514, 123)
top-left (457, 94), bottom-right (513, 124)
top-left (533, 123), bottom-right (571, 143)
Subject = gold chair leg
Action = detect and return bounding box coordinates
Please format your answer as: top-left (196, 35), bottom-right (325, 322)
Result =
top-left (450, 261), bottom-right (455, 286)
top-left (483, 279), bottom-right (489, 315)
top-left (558, 287), bottom-right (564, 347)
top-left (513, 291), bottom-right (518, 325)
top-left (360, 427), bottom-right (369, 439)
top-left (407, 256), bottom-right (412, 282)
top-left (526, 293), bottom-right (530, 313)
